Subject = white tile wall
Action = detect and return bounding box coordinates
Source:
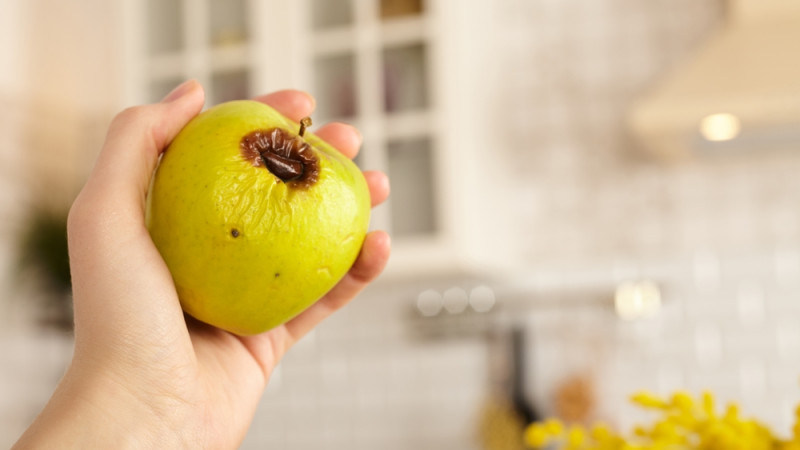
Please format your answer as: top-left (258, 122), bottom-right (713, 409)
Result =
top-left (242, 323), bottom-right (489, 449)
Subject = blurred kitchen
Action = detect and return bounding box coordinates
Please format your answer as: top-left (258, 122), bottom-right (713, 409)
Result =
top-left (2, 0), bottom-right (800, 448)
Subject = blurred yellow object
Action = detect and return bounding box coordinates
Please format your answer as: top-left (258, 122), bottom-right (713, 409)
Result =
top-left (478, 394), bottom-right (527, 450)
top-left (525, 390), bottom-right (797, 449)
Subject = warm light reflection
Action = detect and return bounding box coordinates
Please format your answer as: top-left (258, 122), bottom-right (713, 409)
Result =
top-left (417, 289), bottom-right (443, 317)
top-left (615, 281), bottom-right (661, 320)
top-left (700, 113), bottom-right (741, 142)
top-left (469, 285), bottom-right (496, 313)
top-left (443, 287), bottom-right (469, 314)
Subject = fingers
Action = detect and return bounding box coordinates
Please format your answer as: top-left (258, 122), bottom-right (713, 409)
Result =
top-left (254, 95), bottom-right (385, 208)
top-left (314, 123), bottom-right (388, 207)
top-left (314, 122), bottom-right (362, 159)
top-left (280, 230), bottom-right (391, 350)
top-left (253, 90), bottom-right (315, 122)
top-left (364, 171), bottom-right (390, 207)
top-left (254, 90), bottom-right (361, 160)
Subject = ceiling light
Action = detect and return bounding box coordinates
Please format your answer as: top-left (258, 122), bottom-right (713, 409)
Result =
top-left (700, 113), bottom-right (741, 142)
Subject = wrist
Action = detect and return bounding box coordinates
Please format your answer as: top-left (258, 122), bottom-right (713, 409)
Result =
top-left (13, 365), bottom-right (200, 449)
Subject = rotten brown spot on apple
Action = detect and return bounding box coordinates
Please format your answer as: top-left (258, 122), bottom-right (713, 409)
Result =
top-left (239, 117), bottom-right (319, 189)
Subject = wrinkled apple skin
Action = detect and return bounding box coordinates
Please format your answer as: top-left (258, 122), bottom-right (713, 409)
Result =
top-left (146, 100), bottom-right (370, 335)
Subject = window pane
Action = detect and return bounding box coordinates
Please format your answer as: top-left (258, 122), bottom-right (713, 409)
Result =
top-left (209, 0), bottom-right (248, 46)
top-left (147, 0), bottom-right (183, 55)
top-left (211, 70), bottom-right (250, 104)
top-left (383, 43), bottom-right (428, 113)
top-left (387, 138), bottom-right (437, 237)
top-left (314, 53), bottom-right (358, 121)
top-left (149, 78), bottom-right (186, 103)
top-left (311, 0), bottom-right (354, 29)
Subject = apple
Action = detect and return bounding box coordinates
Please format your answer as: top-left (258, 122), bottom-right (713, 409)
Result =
top-left (146, 100), bottom-right (370, 335)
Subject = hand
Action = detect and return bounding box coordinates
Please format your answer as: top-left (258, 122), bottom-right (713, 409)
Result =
top-left (13, 80), bottom-right (391, 449)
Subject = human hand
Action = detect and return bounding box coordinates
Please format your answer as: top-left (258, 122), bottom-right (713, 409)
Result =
top-left (13, 80), bottom-right (391, 449)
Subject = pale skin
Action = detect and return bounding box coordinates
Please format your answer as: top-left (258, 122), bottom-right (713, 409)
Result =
top-left (13, 80), bottom-right (391, 449)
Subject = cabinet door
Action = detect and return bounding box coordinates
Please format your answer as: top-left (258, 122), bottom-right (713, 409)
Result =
top-left (303, 0), bottom-right (450, 274)
top-left (299, 0), bottom-right (515, 277)
top-left (128, 0), bottom-right (513, 277)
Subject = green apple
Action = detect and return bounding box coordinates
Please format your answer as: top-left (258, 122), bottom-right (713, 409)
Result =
top-left (146, 100), bottom-right (370, 335)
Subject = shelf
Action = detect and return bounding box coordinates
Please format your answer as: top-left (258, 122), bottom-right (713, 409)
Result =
top-left (386, 137), bottom-right (438, 238)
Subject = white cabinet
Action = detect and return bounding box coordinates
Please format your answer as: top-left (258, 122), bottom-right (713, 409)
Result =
top-left (125, 0), bottom-right (512, 279)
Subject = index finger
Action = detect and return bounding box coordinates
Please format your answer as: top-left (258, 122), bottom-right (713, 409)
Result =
top-left (252, 90), bottom-right (316, 122)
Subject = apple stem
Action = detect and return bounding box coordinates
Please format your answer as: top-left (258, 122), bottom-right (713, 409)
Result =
top-left (299, 117), bottom-right (312, 137)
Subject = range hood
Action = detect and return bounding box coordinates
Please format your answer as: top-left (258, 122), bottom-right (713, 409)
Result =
top-left (629, 0), bottom-right (800, 159)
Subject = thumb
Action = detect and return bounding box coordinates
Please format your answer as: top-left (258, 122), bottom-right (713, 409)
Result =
top-left (66, 80), bottom-right (204, 357)
top-left (81, 79), bottom-right (205, 221)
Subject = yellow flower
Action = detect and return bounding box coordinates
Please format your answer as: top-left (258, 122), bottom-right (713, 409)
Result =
top-left (631, 391), bottom-right (668, 409)
top-left (544, 418), bottom-right (565, 437)
top-left (670, 391), bottom-right (695, 412)
top-left (567, 426), bottom-right (585, 447)
top-left (702, 391), bottom-right (716, 419)
top-left (524, 423), bottom-right (550, 448)
top-left (523, 390), bottom-right (796, 449)
top-left (723, 404), bottom-right (740, 423)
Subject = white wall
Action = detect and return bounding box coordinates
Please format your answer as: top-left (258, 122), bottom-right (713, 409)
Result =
top-left (0, 0), bottom-right (26, 96)
top-left (0, 1), bottom-right (125, 446)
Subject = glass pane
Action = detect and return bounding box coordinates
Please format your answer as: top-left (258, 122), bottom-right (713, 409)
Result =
top-left (311, 0), bottom-right (354, 29)
top-left (387, 138), bottom-right (437, 237)
top-left (147, 0), bottom-right (183, 55)
top-left (211, 70), bottom-right (250, 104)
top-left (383, 43), bottom-right (428, 113)
top-left (209, 0), bottom-right (248, 46)
top-left (314, 53), bottom-right (358, 121)
top-left (380, 0), bottom-right (423, 20)
top-left (149, 78), bottom-right (186, 103)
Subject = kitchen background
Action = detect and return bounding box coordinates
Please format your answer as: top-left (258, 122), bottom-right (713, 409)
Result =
top-left (2, 0), bottom-right (800, 448)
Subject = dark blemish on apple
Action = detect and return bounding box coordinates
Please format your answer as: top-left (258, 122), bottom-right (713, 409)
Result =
top-left (274, 273), bottom-right (280, 278)
top-left (239, 117), bottom-right (319, 189)
top-left (231, 228), bottom-right (240, 238)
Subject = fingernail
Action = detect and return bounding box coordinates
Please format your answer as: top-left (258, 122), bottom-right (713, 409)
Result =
top-left (350, 124), bottom-right (363, 146)
top-left (162, 79), bottom-right (197, 103)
